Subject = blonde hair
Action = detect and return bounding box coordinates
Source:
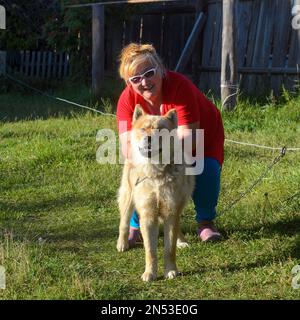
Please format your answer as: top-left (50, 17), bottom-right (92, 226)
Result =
top-left (119, 43), bottom-right (166, 82)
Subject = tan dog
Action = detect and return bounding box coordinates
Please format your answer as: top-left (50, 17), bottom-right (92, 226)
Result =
top-left (116, 105), bottom-right (194, 282)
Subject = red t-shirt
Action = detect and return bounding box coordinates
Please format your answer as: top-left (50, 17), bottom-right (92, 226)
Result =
top-left (116, 70), bottom-right (225, 166)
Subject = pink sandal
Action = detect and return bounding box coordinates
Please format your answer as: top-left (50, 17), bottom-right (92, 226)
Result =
top-left (198, 224), bottom-right (221, 242)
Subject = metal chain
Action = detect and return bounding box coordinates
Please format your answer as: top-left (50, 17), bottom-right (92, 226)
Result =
top-left (219, 147), bottom-right (287, 216)
top-left (272, 190), bottom-right (300, 213)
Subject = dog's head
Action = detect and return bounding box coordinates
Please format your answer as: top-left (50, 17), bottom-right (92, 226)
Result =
top-left (131, 104), bottom-right (177, 160)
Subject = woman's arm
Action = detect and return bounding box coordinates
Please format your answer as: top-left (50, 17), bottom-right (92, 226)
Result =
top-left (119, 131), bottom-right (132, 160)
top-left (177, 122), bottom-right (199, 151)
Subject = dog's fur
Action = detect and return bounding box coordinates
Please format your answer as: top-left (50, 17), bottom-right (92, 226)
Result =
top-left (116, 105), bottom-right (194, 282)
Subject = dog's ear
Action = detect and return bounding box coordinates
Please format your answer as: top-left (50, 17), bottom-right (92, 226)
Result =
top-left (132, 104), bottom-right (145, 123)
top-left (164, 108), bottom-right (177, 126)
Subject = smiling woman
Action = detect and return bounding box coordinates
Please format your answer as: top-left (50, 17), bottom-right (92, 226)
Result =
top-left (119, 43), bottom-right (166, 113)
top-left (116, 42), bottom-right (225, 245)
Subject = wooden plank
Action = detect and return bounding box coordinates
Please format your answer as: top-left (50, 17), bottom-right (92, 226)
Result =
top-left (110, 20), bottom-right (124, 72)
top-left (249, 0), bottom-right (275, 95)
top-left (138, 3), bottom-right (196, 15)
top-left (47, 52), bottom-right (52, 79)
top-left (30, 51), bottom-right (36, 77)
top-left (199, 2), bottom-right (216, 93)
top-left (105, 16), bottom-right (115, 71)
top-left (20, 50), bottom-right (24, 74)
top-left (124, 15), bottom-right (141, 44)
top-left (240, 0), bottom-right (259, 93)
top-left (36, 51), bottom-right (41, 78)
top-left (286, 0), bottom-right (300, 91)
top-left (58, 52), bottom-right (64, 79)
top-left (208, 3), bottom-right (222, 96)
top-left (0, 51), bottom-right (6, 75)
top-left (41, 51), bottom-right (47, 78)
top-left (200, 4), bottom-right (214, 66)
top-left (92, 4), bottom-right (105, 98)
top-left (192, 0), bottom-right (206, 84)
top-left (0, 5), bottom-right (5, 29)
top-left (25, 51), bottom-right (30, 76)
top-left (67, 0), bottom-right (183, 8)
top-left (141, 14), bottom-right (163, 54)
top-left (199, 66), bottom-right (300, 74)
top-left (52, 52), bottom-right (57, 78)
top-left (175, 12), bottom-right (206, 73)
top-left (271, 0), bottom-right (291, 95)
top-left (63, 53), bottom-right (69, 78)
top-left (162, 14), bottom-right (187, 69)
top-left (236, 0), bottom-right (252, 68)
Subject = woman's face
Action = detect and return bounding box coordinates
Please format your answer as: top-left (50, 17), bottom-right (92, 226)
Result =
top-left (128, 61), bottom-right (163, 104)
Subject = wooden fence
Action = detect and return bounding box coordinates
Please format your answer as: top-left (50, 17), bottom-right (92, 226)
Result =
top-left (6, 50), bottom-right (70, 79)
top-left (199, 0), bottom-right (300, 96)
top-left (105, 1), bottom-right (197, 74)
top-left (104, 0), bottom-right (300, 96)
top-left (3, 0), bottom-right (300, 96)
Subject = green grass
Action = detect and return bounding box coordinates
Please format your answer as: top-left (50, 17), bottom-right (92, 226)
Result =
top-left (0, 85), bottom-right (299, 299)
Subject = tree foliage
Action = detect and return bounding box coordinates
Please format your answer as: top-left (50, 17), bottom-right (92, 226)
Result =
top-left (0, 0), bottom-right (143, 79)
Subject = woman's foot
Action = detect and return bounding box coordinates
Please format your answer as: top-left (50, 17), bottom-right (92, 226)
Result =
top-left (197, 221), bottom-right (221, 242)
top-left (128, 227), bottom-right (143, 247)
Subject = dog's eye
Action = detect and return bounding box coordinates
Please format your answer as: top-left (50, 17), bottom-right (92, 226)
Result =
top-left (140, 128), bottom-right (146, 133)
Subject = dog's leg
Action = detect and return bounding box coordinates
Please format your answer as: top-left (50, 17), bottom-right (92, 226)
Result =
top-left (177, 229), bottom-right (189, 249)
top-left (139, 213), bottom-right (159, 282)
top-left (164, 215), bottom-right (180, 279)
top-left (116, 173), bottom-right (134, 252)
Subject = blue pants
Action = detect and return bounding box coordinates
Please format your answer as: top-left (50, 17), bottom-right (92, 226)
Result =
top-left (130, 157), bottom-right (221, 228)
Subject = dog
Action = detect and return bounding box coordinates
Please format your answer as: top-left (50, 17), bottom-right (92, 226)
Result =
top-left (116, 105), bottom-right (195, 282)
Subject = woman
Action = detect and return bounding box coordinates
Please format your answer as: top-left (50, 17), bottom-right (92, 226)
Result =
top-left (116, 43), bottom-right (224, 245)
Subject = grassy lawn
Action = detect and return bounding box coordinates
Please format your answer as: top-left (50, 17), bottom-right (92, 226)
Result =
top-left (0, 84), bottom-right (299, 299)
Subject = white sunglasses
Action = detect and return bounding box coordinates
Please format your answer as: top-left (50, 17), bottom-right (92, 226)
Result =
top-left (128, 68), bottom-right (157, 85)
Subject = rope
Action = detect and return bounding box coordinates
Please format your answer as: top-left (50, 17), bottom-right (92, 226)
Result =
top-left (5, 74), bottom-right (116, 117)
top-left (4, 74), bottom-right (300, 151)
top-left (67, 0), bottom-right (181, 8)
top-left (225, 139), bottom-right (300, 151)
top-left (0, 76), bottom-right (299, 227)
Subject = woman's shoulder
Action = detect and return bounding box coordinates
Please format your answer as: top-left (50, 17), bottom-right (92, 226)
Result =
top-left (165, 70), bottom-right (198, 90)
top-left (118, 84), bottom-right (133, 101)
top-left (117, 85), bottom-right (138, 109)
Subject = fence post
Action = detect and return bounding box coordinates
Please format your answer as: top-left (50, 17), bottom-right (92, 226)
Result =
top-left (0, 5), bottom-right (5, 30)
top-left (0, 5), bottom-right (6, 76)
top-left (221, 0), bottom-right (238, 111)
top-left (92, 4), bottom-right (105, 100)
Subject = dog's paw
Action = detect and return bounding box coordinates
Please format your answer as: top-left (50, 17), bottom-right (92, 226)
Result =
top-left (176, 239), bottom-right (189, 249)
top-left (164, 269), bottom-right (178, 280)
top-left (141, 271), bottom-right (157, 282)
top-left (116, 238), bottom-right (129, 252)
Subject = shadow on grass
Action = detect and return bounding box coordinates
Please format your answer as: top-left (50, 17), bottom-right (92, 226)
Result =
top-left (180, 254), bottom-right (287, 278)
top-left (0, 190), bottom-right (116, 215)
top-left (0, 192), bottom-right (118, 241)
top-left (223, 216), bottom-right (300, 241)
